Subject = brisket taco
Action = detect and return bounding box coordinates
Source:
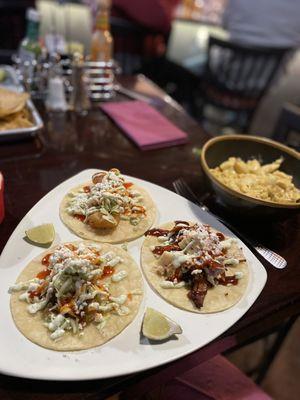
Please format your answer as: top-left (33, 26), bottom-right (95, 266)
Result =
top-left (141, 221), bottom-right (248, 313)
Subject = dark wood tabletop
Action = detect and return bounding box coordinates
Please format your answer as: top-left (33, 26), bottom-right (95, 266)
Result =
top-left (0, 74), bottom-right (299, 400)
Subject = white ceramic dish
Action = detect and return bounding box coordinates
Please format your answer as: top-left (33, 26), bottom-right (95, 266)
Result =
top-left (0, 169), bottom-right (267, 380)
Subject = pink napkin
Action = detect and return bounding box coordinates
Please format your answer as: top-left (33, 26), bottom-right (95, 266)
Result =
top-left (100, 100), bottom-right (188, 150)
top-left (164, 355), bottom-right (272, 400)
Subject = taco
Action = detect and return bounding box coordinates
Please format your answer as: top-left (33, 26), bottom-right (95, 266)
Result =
top-left (60, 169), bottom-right (156, 243)
top-left (0, 87), bottom-right (29, 118)
top-left (141, 221), bottom-right (249, 313)
top-left (9, 241), bottom-right (143, 351)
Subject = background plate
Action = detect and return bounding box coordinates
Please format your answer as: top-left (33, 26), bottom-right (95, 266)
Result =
top-left (0, 169), bottom-right (267, 380)
top-left (0, 65), bottom-right (43, 141)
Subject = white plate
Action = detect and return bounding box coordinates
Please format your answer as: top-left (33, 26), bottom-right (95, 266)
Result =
top-left (0, 169), bottom-right (267, 380)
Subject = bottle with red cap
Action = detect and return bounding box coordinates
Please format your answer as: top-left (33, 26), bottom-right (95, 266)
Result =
top-left (90, 0), bottom-right (113, 62)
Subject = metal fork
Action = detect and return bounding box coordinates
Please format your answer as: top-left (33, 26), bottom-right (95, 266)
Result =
top-left (173, 178), bottom-right (287, 269)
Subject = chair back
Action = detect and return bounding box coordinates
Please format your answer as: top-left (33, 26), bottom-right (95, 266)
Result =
top-left (111, 17), bottom-right (162, 74)
top-left (273, 103), bottom-right (300, 151)
top-left (205, 36), bottom-right (289, 104)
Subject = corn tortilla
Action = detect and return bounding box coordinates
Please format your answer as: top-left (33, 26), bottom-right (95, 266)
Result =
top-left (60, 182), bottom-right (157, 244)
top-left (10, 242), bottom-right (143, 351)
top-left (141, 222), bottom-right (249, 313)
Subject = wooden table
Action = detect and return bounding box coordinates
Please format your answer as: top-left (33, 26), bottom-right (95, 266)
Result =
top-left (0, 75), bottom-right (299, 399)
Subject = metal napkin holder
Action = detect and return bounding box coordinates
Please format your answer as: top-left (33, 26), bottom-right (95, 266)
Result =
top-left (13, 56), bottom-right (120, 101)
top-left (58, 59), bottom-right (119, 101)
top-left (83, 60), bottom-right (118, 101)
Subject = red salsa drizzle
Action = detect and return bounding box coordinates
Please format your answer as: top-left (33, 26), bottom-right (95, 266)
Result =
top-left (74, 214), bottom-right (85, 222)
top-left (42, 253), bottom-right (52, 267)
top-left (101, 266), bottom-right (114, 279)
top-left (216, 232), bottom-right (225, 241)
top-left (29, 282), bottom-right (47, 299)
top-left (36, 269), bottom-right (51, 280)
top-left (153, 243), bottom-right (181, 255)
top-left (29, 290), bottom-right (40, 299)
top-left (168, 267), bottom-right (182, 282)
top-left (218, 276), bottom-right (238, 286)
top-left (124, 182), bottom-right (133, 189)
top-left (145, 228), bottom-right (170, 237)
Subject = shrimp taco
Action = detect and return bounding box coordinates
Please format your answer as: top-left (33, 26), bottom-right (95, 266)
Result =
top-left (60, 169), bottom-right (156, 243)
top-left (141, 221), bottom-right (248, 313)
top-left (9, 241), bottom-right (143, 351)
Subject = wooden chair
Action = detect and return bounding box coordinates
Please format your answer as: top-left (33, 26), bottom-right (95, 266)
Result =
top-left (272, 103), bottom-right (300, 151)
top-left (200, 36), bottom-right (290, 131)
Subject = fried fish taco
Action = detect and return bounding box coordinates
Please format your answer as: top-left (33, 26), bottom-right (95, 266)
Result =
top-left (9, 241), bottom-right (143, 351)
top-left (141, 221), bottom-right (249, 313)
top-left (60, 169), bottom-right (156, 243)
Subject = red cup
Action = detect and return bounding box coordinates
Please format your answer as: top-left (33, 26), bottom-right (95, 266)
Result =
top-left (0, 172), bottom-right (4, 223)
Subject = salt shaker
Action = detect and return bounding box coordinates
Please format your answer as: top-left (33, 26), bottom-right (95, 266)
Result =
top-left (69, 53), bottom-right (91, 114)
top-left (45, 55), bottom-right (68, 112)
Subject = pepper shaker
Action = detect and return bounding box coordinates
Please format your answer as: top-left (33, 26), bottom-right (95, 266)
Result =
top-left (69, 53), bottom-right (91, 114)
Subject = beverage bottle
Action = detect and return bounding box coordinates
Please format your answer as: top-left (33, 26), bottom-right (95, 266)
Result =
top-left (19, 8), bottom-right (42, 63)
top-left (19, 8), bottom-right (42, 88)
top-left (90, 0), bottom-right (113, 62)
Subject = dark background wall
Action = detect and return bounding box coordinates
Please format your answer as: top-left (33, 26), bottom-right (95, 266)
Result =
top-left (0, 1), bottom-right (35, 50)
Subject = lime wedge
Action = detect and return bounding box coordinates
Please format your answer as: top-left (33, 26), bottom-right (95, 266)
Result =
top-left (25, 223), bottom-right (55, 245)
top-left (142, 307), bottom-right (182, 340)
